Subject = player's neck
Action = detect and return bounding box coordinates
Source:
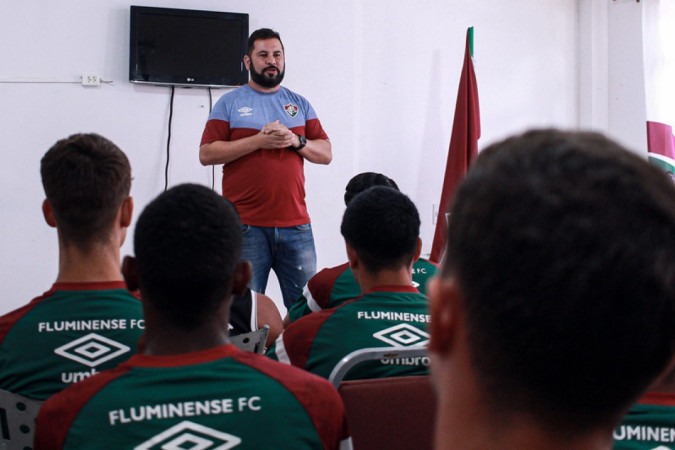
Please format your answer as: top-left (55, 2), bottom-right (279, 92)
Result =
top-left (141, 306), bottom-right (232, 356)
top-left (357, 267), bottom-right (413, 293)
top-left (435, 377), bottom-right (613, 450)
top-left (435, 416), bottom-right (613, 450)
top-left (55, 241), bottom-right (123, 283)
top-left (247, 80), bottom-right (282, 94)
top-left (142, 329), bottom-right (230, 356)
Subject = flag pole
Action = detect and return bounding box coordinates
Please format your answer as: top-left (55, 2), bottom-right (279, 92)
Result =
top-left (429, 27), bottom-right (481, 263)
top-left (468, 26), bottom-right (474, 58)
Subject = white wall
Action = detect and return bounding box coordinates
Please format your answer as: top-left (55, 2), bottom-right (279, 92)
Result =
top-left (643, 0), bottom-right (675, 126)
top-left (0, 0), bottom-right (590, 315)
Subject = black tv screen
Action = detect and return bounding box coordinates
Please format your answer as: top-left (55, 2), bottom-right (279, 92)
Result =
top-left (129, 6), bottom-right (249, 88)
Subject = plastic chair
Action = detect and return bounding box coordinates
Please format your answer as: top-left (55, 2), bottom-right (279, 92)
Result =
top-left (328, 347), bottom-right (436, 450)
top-left (0, 388), bottom-right (43, 450)
top-left (229, 325), bottom-right (269, 354)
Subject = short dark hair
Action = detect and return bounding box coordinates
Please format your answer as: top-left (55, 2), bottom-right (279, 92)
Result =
top-left (341, 186), bottom-right (420, 273)
top-left (40, 133), bottom-right (131, 249)
top-left (247, 28), bottom-right (284, 57)
top-left (444, 129), bottom-right (675, 430)
top-left (134, 184), bottom-right (242, 330)
top-left (344, 172), bottom-right (399, 206)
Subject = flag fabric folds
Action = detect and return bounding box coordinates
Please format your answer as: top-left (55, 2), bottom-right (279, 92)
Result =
top-left (429, 28), bottom-right (481, 264)
top-left (647, 121), bottom-right (675, 160)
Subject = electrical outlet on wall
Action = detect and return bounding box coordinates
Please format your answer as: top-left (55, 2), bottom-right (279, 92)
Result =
top-left (81, 74), bottom-right (100, 86)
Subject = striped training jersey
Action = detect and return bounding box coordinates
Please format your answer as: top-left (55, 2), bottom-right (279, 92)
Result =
top-left (0, 282), bottom-right (144, 400)
top-left (269, 286), bottom-right (430, 380)
top-left (201, 84), bottom-right (329, 227)
top-left (287, 258), bottom-right (437, 323)
top-left (613, 392), bottom-right (675, 449)
top-left (35, 345), bottom-right (352, 450)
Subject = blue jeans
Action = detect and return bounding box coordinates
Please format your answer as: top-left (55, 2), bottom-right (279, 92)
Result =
top-left (240, 224), bottom-right (317, 309)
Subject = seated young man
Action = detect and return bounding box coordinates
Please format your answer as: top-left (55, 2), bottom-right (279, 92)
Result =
top-left (427, 129), bottom-right (675, 450)
top-left (229, 289), bottom-right (282, 348)
top-left (0, 133), bottom-right (144, 400)
top-left (268, 186), bottom-right (429, 380)
top-left (285, 172), bottom-right (437, 325)
top-left (35, 184), bottom-right (351, 450)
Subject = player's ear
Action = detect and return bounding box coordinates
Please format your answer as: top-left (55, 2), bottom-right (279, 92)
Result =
top-left (243, 54), bottom-right (251, 71)
top-left (428, 275), bottom-right (462, 354)
top-left (414, 238), bottom-right (422, 261)
top-left (122, 256), bottom-right (139, 292)
top-left (120, 196), bottom-right (133, 228)
top-left (345, 242), bottom-right (359, 271)
top-left (231, 261), bottom-right (252, 297)
top-left (42, 199), bottom-right (57, 228)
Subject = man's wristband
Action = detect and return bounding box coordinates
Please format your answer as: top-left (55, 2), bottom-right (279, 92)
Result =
top-left (292, 134), bottom-right (307, 151)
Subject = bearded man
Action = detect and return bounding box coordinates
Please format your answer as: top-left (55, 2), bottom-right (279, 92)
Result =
top-left (200, 28), bottom-right (331, 310)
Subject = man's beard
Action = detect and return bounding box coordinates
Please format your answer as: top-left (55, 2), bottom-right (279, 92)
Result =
top-left (250, 64), bottom-right (285, 88)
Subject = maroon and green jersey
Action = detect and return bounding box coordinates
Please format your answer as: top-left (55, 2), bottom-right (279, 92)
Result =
top-left (35, 345), bottom-right (351, 450)
top-left (269, 286), bottom-right (430, 380)
top-left (287, 258), bottom-right (437, 323)
top-left (0, 282), bottom-right (144, 400)
top-left (613, 392), bottom-right (675, 449)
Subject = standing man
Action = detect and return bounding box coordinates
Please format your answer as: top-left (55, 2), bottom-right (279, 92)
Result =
top-left (200, 28), bottom-right (331, 309)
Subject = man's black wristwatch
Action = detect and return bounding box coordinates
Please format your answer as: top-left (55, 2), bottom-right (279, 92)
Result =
top-left (293, 134), bottom-right (307, 151)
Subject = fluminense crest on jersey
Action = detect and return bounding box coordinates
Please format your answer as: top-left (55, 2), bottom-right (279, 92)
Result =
top-left (135, 421), bottom-right (242, 450)
top-left (284, 103), bottom-right (299, 118)
top-left (54, 333), bottom-right (130, 367)
top-left (373, 323), bottom-right (430, 347)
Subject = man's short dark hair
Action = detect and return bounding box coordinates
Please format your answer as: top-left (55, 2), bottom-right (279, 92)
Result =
top-left (134, 184), bottom-right (242, 330)
top-left (341, 186), bottom-right (420, 273)
top-left (444, 129), bottom-right (675, 430)
top-left (344, 172), bottom-right (399, 206)
top-left (247, 28), bottom-right (283, 57)
top-left (40, 133), bottom-right (131, 249)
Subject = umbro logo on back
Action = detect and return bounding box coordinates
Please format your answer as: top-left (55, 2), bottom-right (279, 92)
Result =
top-left (373, 323), bottom-right (429, 347)
top-left (54, 333), bottom-right (130, 367)
top-left (135, 421), bottom-right (242, 450)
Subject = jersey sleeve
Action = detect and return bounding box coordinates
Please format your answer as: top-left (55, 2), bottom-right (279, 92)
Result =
top-left (0, 300), bottom-right (38, 344)
top-left (308, 264), bottom-right (350, 308)
top-left (296, 94), bottom-right (328, 142)
top-left (265, 311), bottom-right (332, 370)
top-left (286, 285), bottom-right (318, 323)
top-left (34, 367), bottom-right (129, 450)
top-left (305, 117), bottom-right (328, 141)
top-left (200, 119), bottom-right (231, 146)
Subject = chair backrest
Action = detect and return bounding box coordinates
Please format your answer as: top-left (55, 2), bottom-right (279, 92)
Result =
top-left (229, 325), bottom-right (269, 354)
top-left (328, 347), bottom-right (436, 450)
top-left (328, 346), bottom-right (428, 387)
top-left (0, 388), bottom-right (43, 450)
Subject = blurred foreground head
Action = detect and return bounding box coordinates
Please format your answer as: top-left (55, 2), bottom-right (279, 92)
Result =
top-left (429, 129), bottom-right (675, 443)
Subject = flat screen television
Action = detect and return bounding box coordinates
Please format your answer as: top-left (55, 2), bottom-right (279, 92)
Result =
top-left (129, 6), bottom-right (249, 88)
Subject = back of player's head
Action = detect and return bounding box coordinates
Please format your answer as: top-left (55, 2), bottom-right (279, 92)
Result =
top-left (247, 28), bottom-right (283, 55)
top-left (443, 128), bottom-right (675, 430)
top-left (344, 172), bottom-right (399, 206)
top-left (341, 186), bottom-right (420, 273)
top-left (134, 184), bottom-right (242, 330)
top-left (40, 133), bottom-right (131, 249)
